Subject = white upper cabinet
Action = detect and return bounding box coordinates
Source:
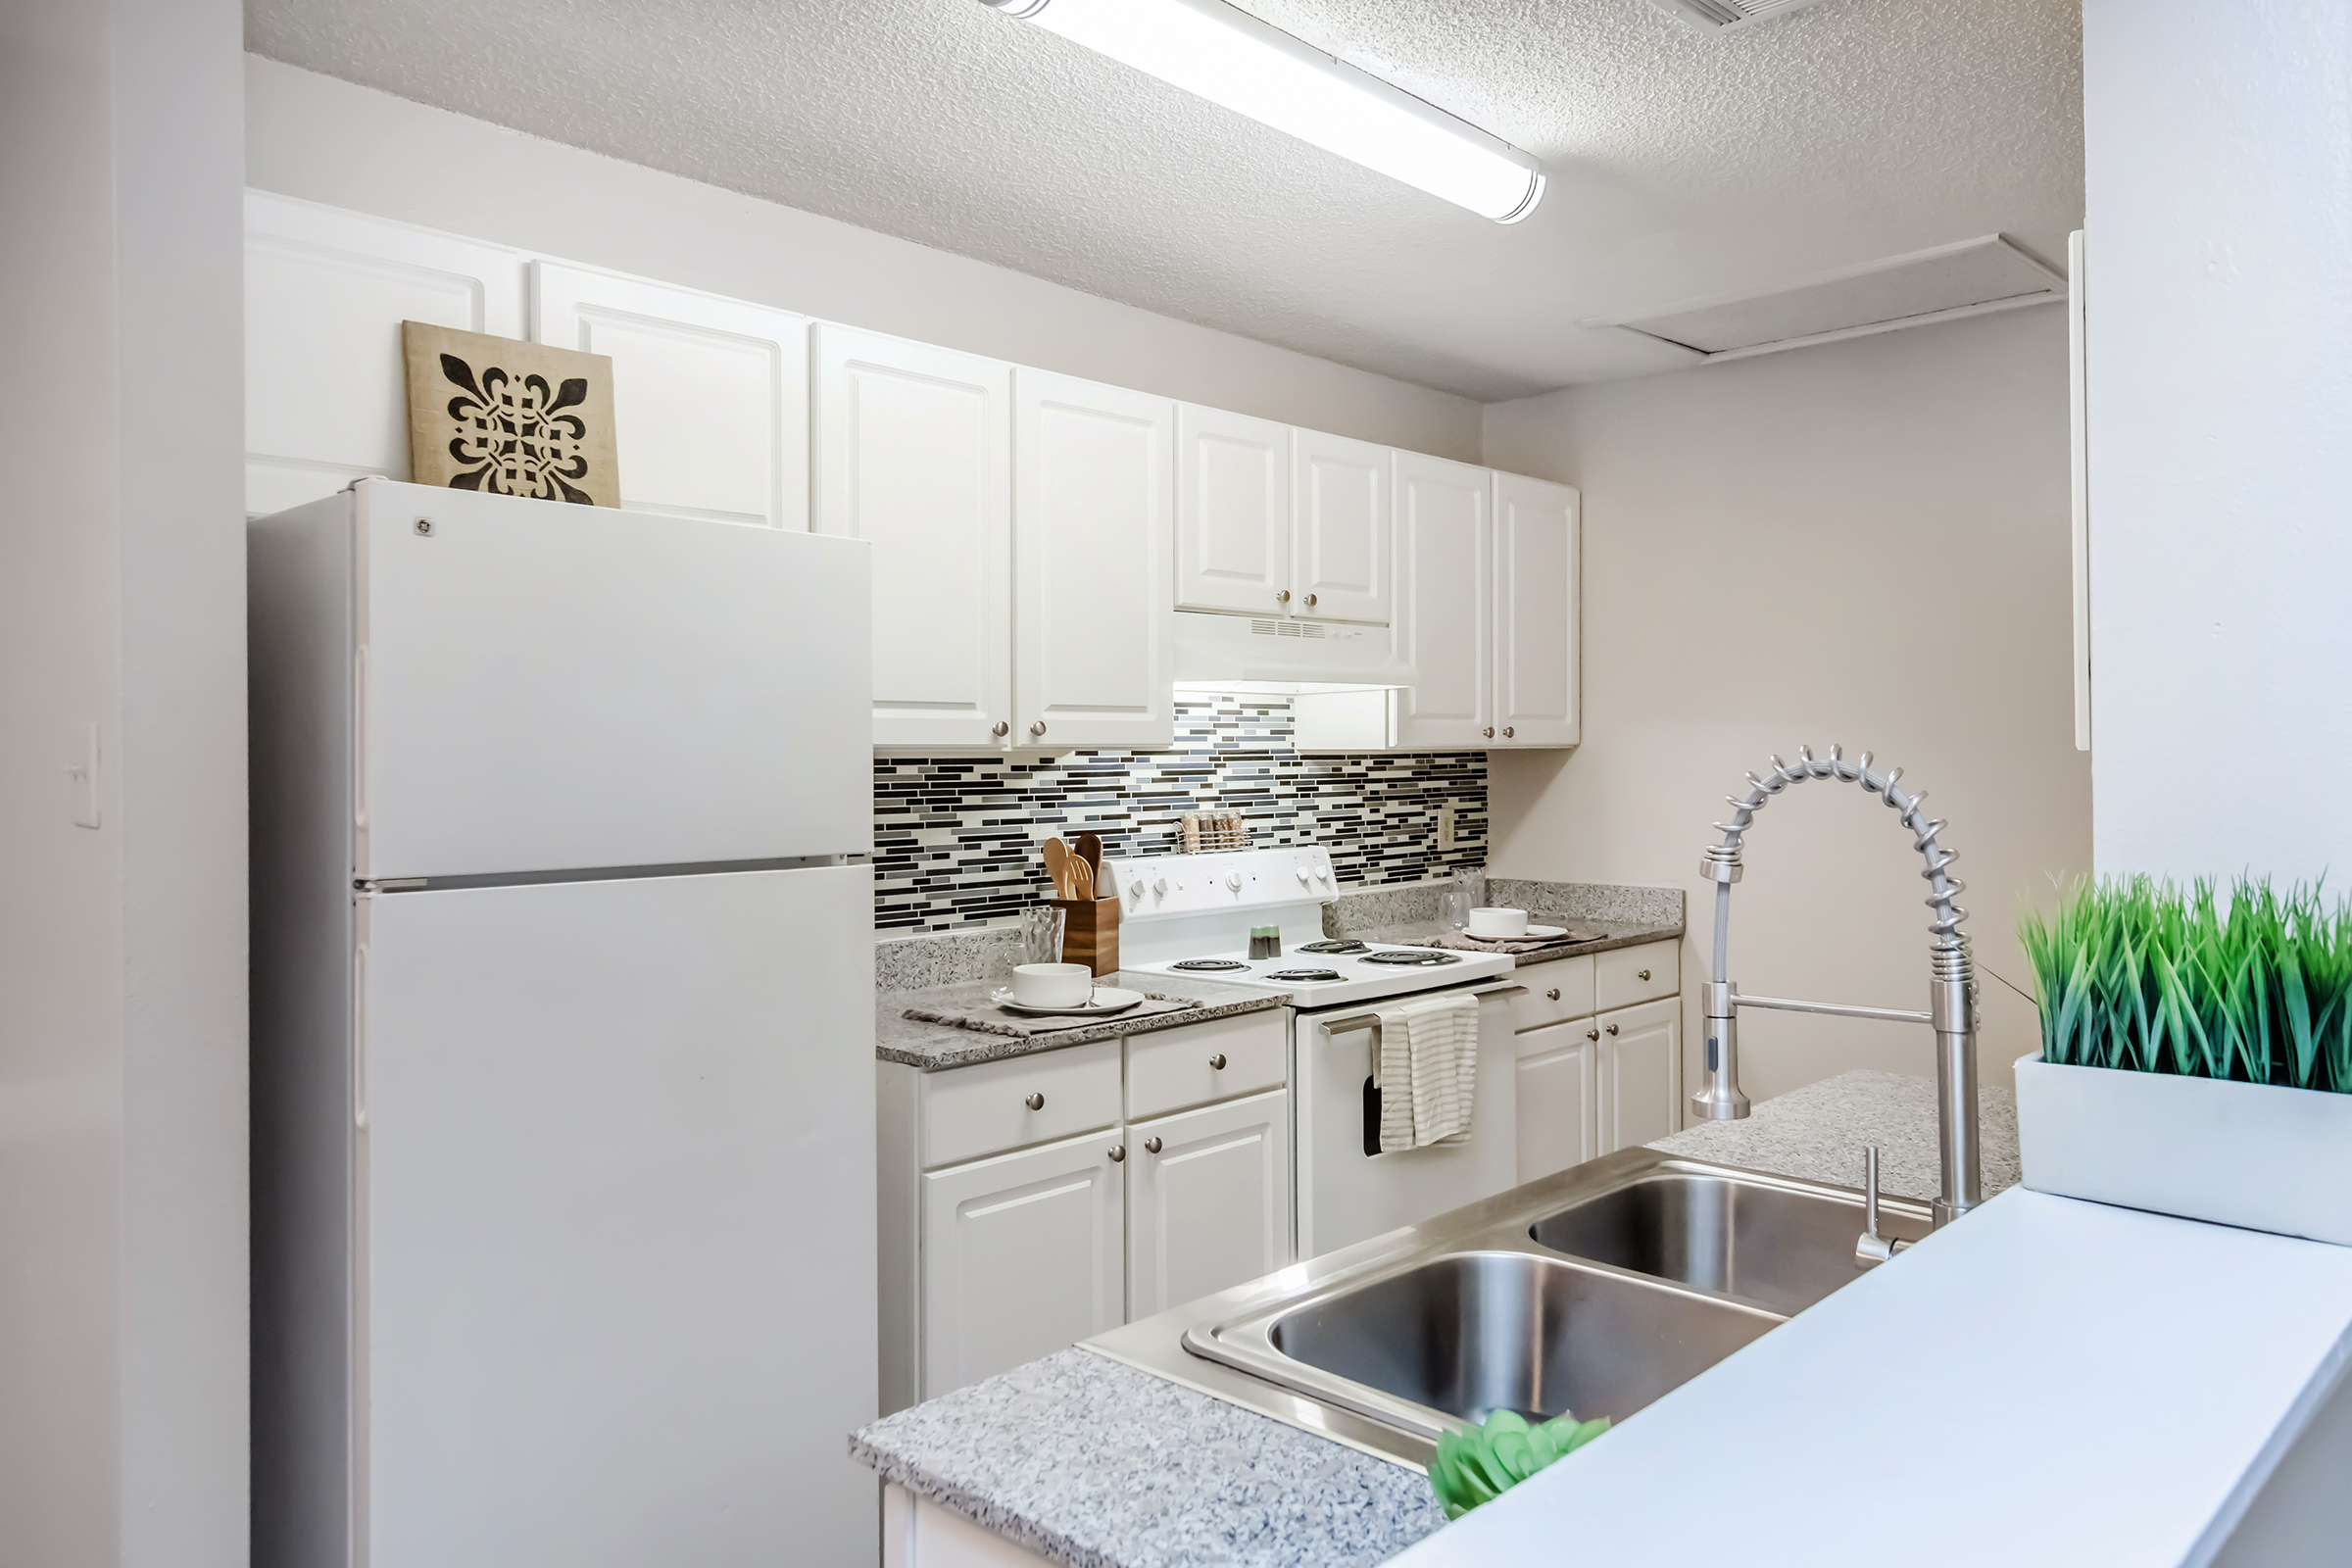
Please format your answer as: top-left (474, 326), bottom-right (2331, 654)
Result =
top-left (814, 325), bottom-right (1013, 750)
top-left (1013, 370), bottom-right (1174, 751)
top-left (1174, 405), bottom-right (1291, 615)
top-left (1492, 472), bottom-right (1580, 747)
top-left (243, 192), bottom-right (527, 516)
top-left (531, 263), bottom-right (809, 530)
top-left (1393, 450), bottom-right (1494, 749)
top-left (1292, 428), bottom-right (1392, 624)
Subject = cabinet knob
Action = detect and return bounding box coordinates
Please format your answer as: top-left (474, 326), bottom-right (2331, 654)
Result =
top-left (1024, 1092), bottom-right (1045, 1111)
top-left (1482, 727), bottom-right (1495, 739)
top-left (991, 721), bottom-right (1009, 738)
top-left (1144, 1136), bottom-right (1163, 1155)
top-left (1107, 1144), bottom-right (1124, 1162)
top-left (1545, 988), bottom-right (1561, 1002)
top-left (1275, 589), bottom-right (1291, 604)
top-left (1605, 1023), bottom-right (1620, 1036)
top-left (1029, 721), bottom-right (1047, 738)
top-left (1586, 1028), bottom-right (1600, 1041)
top-left (1501, 727), bottom-right (1514, 738)
top-left (1208, 1053), bottom-right (1227, 1070)
top-left (1638, 968), bottom-right (1651, 981)
top-left (1303, 593), bottom-right (1317, 609)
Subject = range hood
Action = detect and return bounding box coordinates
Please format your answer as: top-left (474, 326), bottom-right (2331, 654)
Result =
top-left (1171, 609), bottom-right (1405, 694)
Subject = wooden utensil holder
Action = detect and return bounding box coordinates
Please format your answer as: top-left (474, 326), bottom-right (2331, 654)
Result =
top-left (1050, 897), bottom-right (1121, 977)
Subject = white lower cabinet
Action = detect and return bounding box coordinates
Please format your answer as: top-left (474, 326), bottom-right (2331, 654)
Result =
top-left (884, 1484), bottom-right (1056, 1568)
top-left (1126, 1090), bottom-right (1290, 1322)
top-left (1597, 997), bottom-right (1682, 1153)
top-left (918, 1131), bottom-right (1126, 1402)
top-left (881, 1012), bottom-right (1293, 1413)
top-left (1511, 940), bottom-right (1681, 1184)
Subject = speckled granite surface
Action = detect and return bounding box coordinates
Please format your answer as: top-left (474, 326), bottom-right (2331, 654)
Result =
top-left (878, 972), bottom-right (1290, 1069)
top-left (1488, 879), bottom-right (1683, 928)
top-left (852, 1348), bottom-right (1446, 1568)
top-left (1649, 1067), bottom-right (2021, 1203)
top-left (876, 926), bottom-right (1024, 991)
top-left (1352, 917), bottom-right (1683, 967)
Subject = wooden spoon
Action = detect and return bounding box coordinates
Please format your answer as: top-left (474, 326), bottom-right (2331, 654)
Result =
top-left (1041, 838), bottom-right (1071, 900)
top-left (1075, 833), bottom-right (1104, 888)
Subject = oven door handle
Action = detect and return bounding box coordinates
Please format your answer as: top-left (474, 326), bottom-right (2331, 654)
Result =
top-left (1319, 981), bottom-right (1518, 1034)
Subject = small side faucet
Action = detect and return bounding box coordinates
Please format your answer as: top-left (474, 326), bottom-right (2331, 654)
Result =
top-left (1687, 745), bottom-right (1984, 1233)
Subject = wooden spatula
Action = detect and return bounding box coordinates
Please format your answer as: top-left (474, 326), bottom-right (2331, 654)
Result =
top-left (1041, 837), bottom-right (1072, 900)
top-left (1070, 857), bottom-right (1095, 903)
top-left (1075, 833), bottom-right (1103, 889)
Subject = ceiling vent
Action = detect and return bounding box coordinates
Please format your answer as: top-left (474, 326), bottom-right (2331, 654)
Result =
top-left (1643, 0), bottom-right (1833, 32)
top-left (1586, 234), bottom-right (2067, 365)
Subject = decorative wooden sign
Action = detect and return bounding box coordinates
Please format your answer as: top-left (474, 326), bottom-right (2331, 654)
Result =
top-left (402, 321), bottom-right (619, 506)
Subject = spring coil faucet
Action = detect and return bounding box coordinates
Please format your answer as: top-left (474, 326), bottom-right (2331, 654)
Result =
top-left (1690, 744), bottom-right (1983, 1231)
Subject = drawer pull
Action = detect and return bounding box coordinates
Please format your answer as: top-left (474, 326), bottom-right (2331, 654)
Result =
top-left (1024, 1092), bottom-right (1045, 1111)
top-left (1107, 1144), bottom-right (1124, 1162)
top-left (1208, 1053), bottom-right (1227, 1070)
top-left (1545, 988), bottom-right (1561, 1002)
top-left (1605, 1023), bottom-right (1620, 1036)
top-left (1638, 968), bottom-right (1651, 981)
top-left (1586, 1028), bottom-right (1600, 1041)
top-left (1144, 1136), bottom-right (1163, 1154)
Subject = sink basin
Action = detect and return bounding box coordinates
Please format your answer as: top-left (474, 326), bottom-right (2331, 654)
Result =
top-left (1529, 1171), bottom-right (1933, 1315)
top-left (1260, 1250), bottom-right (1781, 1432)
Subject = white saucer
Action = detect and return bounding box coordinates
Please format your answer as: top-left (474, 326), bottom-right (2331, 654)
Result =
top-left (1525, 924), bottom-right (1569, 939)
top-left (989, 986), bottom-right (1146, 1017)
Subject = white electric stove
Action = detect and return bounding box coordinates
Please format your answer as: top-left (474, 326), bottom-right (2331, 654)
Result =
top-left (1106, 847), bottom-right (1520, 1257)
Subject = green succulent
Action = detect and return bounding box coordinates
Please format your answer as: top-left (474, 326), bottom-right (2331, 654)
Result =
top-left (1428, 1407), bottom-right (1611, 1520)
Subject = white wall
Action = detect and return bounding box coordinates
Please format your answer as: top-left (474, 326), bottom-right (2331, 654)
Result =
top-left (0, 0), bottom-right (249, 1564)
top-left (243, 56), bottom-right (1483, 463)
top-left (1483, 306), bottom-right (2090, 1110)
top-left (2082, 0), bottom-right (2352, 885)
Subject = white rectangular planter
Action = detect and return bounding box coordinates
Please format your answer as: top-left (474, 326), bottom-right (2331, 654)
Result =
top-left (2016, 1053), bottom-right (2352, 1246)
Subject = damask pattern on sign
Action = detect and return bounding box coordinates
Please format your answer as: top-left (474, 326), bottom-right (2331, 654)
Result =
top-left (873, 696), bottom-right (1488, 932)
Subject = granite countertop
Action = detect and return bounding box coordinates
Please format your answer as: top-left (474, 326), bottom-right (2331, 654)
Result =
top-left (849, 1066), bottom-right (1997, 1566)
top-left (878, 971), bottom-right (1292, 1070)
top-left (853, 1348), bottom-right (1446, 1568)
top-left (1351, 917), bottom-right (1683, 968)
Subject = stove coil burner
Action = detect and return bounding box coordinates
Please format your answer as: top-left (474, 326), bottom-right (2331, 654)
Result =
top-left (1358, 950), bottom-right (1462, 966)
top-left (1169, 958), bottom-right (1250, 972)
top-left (1297, 939), bottom-right (1368, 955)
top-left (1265, 968), bottom-right (1343, 982)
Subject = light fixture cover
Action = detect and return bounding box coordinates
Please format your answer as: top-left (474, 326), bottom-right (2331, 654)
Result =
top-left (978, 0), bottom-right (1544, 222)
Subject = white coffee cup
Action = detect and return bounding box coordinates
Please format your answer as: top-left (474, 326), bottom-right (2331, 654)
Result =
top-left (1467, 906), bottom-right (1529, 939)
top-left (1011, 962), bottom-right (1095, 1007)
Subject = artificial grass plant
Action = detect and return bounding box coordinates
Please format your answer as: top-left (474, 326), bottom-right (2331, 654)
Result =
top-left (1428, 1408), bottom-right (1610, 1520)
top-left (2020, 876), bottom-right (2352, 1093)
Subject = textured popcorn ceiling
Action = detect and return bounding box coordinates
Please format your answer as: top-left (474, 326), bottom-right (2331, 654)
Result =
top-left (244, 0), bottom-right (2082, 401)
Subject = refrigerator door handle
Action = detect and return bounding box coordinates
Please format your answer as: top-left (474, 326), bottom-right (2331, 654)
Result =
top-left (353, 942), bottom-right (368, 1130)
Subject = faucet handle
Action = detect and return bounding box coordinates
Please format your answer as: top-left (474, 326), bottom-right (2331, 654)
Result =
top-left (1855, 1145), bottom-right (1910, 1267)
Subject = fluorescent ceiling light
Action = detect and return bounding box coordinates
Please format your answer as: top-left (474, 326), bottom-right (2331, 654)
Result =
top-left (977, 0), bottom-right (1545, 223)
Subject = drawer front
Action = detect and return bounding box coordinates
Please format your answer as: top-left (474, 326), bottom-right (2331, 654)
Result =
top-left (1127, 1010), bottom-right (1287, 1121)
top-left (1506, 955), bottom-right (1595, 1033)
top-left (920, 1040), bottom-right (1123, 1169)
top-left (1595, 941), bottom-right (1678, 1014)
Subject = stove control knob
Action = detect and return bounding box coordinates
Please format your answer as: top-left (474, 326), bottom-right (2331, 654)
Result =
top-left (1315, 865), bottom-right (1333, 884)
top-left (1295, 863), bottom-right (1311, 884)
top-left (1224, 870), bottom-right (1244, 892)
top-left (1152, 875), bottom-right (1169, 897)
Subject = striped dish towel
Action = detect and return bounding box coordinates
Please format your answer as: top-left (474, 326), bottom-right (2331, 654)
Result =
top-left (1375, 992), bottom-right (1480, 1152)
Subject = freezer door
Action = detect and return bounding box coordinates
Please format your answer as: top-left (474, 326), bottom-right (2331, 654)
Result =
top-left (357, 866), bottom-right (875, 1567)
top-left (356, 480), bottom-right (869, 878)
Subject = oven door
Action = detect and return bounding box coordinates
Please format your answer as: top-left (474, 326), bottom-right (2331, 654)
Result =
top-left (1291, 982), bottom-right (1519, 1260)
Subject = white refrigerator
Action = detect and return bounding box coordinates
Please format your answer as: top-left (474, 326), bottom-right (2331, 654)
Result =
top-left (249, 479), bottom-right (877, 1567)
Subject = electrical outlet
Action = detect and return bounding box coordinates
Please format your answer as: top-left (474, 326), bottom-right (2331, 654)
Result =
top-left (1437, 802), bottom-right (1457, 848)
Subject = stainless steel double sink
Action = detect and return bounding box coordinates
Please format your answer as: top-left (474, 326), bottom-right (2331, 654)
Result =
top-left (1088, 1147), bottom-right (1933, 1469)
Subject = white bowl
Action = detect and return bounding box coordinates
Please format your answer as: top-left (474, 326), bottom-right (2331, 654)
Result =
top-left (1466, 906), bottom-right (1529, 939)
top-left (1011, 962), bottom-right (1094, 1008)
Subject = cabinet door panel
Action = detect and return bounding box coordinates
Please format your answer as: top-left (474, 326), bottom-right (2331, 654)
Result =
top-left (1493, 472), bottom-right (1580, 747)
top-left (815, 326), bottom-right (1012, 749)
top-left (533, 262), bottom-right (808, 530)
top-left (1175, 406), bottom-right (1291, 615)
top-left (1598, 998), bottom-right (1682, 1154)
top-left (1127, 1091), bottom-right (1292, 1321)
top-left (1292, 428), bottom-right (1391, 623)
top-left (1515, 1022), bottom-right (1597, 1184)
top-left (244, 191), bottom-right (527, 515)
top-left (920, 1133), bottom-right (1123, 1399)
top-left (1393, 452), bottom-right (1494, 749)
top-left (1014, 370), bottom-right (1173, 749)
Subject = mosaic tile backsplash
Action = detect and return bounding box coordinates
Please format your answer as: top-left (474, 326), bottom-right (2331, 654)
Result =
top-left (874, 697), bottom-right (1487, 932)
